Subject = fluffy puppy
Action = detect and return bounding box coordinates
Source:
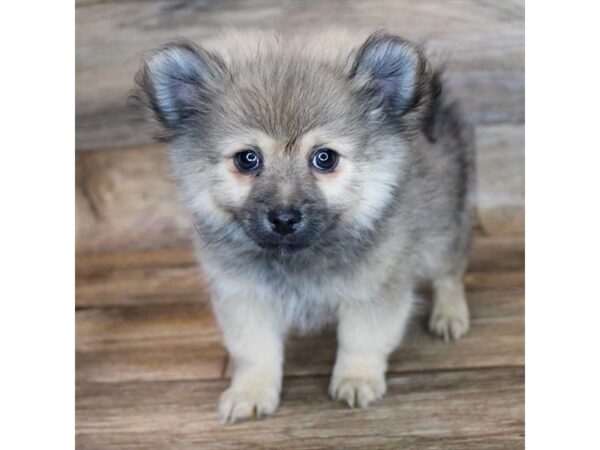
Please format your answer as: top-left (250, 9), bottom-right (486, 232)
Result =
top-left (135, 29), bottom-right (475, 423)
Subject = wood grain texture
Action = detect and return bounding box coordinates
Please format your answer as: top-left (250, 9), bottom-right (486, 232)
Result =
top-left (76, 145), bottom-right (193, 254)
top-left (76, 367), bottom-right (524, 449)
top-left (77, 302), bottom-right (226, 383)
top-left (468, 234), bottom-right (524, 273)
top-left (77, 251), bottom-right (205, 308)
top-left (476, 124), bottom-right (525, 235)
top-left (76, 255), bottom-right (525, 447)
top-left (75, 0), bottom-right (524, 150)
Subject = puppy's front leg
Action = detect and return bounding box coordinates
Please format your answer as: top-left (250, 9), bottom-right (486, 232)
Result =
top-left (212, 292), bottom-right (284, 423)
top-left (330, 291), bottom-right (414, 408)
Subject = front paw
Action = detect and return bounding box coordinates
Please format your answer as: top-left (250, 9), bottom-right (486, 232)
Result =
top-left (219, 381), bottom-right (280, 424)
top-left (429, 300), bottom-right (470, 341)
top-left (329, 372), bottom-right (386, 408)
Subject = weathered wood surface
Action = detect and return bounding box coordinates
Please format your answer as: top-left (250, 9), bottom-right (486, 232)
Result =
top-left (77, 302), bottom-right (227, 383)
top-left (75, 0), bottom-right (524, 150)
top-left (476, 124), bottom-right (524, 235)
top-left (76, 250), bottom-right (206, 307)
top-left (76, 124), bottom-right (524, 255)
top-left (77, 367), bottom-right (524, 449)
top-left (76, 145), bottom-right (193, 254)
top-left (76, 233), bottom-right (524, 446)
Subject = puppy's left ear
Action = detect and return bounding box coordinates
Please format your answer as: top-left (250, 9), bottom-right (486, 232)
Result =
top-left (351, 32), bottom-right (438, 123)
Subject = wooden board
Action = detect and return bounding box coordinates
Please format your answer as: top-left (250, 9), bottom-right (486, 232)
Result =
top-left (76, 233), bottom-right (524, 443)
top-left (76, 367), bottom-right (524, 449)
top-left (76, 145), bottom-right (194, 254)
top-left (77, 299), bottom-right (228, 382)
top-left (76, 237), bottom-right (524, 447)
top-left (75, 0), bottom-right (524, 150)
top-left (76, 250), bottom-right (205, 308)
top-left (476, 124), bottom-right (525, 235)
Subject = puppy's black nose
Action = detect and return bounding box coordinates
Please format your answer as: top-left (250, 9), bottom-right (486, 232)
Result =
top-left (268, 208), bottom-right (302, 235)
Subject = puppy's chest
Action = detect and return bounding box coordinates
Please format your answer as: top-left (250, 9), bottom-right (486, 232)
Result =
top-left (254, 259), bottom-right (379, 306)
top-left (261, 266), bottom-right (345, 304)
top-left (209, 253), bottom-right (386, 332)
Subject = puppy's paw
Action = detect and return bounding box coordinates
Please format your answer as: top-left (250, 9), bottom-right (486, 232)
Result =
top-left (429, 301), bottom-right (470, 341)
top-left (329, 373), bottom-right (386, 408)
top-left (218, 382), bottom-right (280, 424)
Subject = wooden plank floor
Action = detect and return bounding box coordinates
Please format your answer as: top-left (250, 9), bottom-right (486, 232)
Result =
top-left (76, 0), bottom-right (524, 447)
top-left (77, 369), bottom-right (524, 449)
top-left (76, 234), bottom-right (524, 448)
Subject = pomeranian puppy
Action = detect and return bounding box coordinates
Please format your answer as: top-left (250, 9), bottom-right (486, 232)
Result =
top-left (136, 30), bottom-right (475, 423)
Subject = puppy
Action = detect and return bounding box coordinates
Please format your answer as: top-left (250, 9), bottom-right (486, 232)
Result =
top-left (135, 30), bottom-right (475, 423)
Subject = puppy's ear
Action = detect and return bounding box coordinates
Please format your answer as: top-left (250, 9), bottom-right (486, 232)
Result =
top-left (351, 32), bottom-right (434, 119)
top-left (134, 42), bottom-right (225, 139)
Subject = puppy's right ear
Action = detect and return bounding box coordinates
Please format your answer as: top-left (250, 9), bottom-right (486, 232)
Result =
top-left (134, 42), bottom-right (225, 140)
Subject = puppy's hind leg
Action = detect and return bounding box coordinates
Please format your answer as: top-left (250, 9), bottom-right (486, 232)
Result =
top-left (429, 274), bottom-right (470, 341)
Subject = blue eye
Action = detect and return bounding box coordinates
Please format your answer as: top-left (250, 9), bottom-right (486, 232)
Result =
top-left (311, 148), bottom-right (339, 172)
top-left (234, 149), bottom-right (261, 173)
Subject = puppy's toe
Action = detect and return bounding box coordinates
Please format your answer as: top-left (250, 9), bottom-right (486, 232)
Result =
top-left (329, 375), bottom-right (386, 408)
top-left (218, 384), bottom-right (280, 424)
top-left (429, 304), bottom-right (470, 341)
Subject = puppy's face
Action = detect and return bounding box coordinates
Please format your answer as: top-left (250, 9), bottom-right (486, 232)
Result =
top-left (137, 32), bottom-right (435, 253)
top-left (210, 128), bottom-right (359, 251)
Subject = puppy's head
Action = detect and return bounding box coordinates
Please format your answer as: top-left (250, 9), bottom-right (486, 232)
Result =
top-left (136, 31), bottom-right (438, 253)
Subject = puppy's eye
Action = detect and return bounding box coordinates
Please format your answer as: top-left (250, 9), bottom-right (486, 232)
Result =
top-left (234, 149), bottom-right (261, 173)
top-left (311, 148), bottom-right (339, 173)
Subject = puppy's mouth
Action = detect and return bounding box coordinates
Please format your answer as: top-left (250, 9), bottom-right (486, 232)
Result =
top-left (255, 238), bottom-right (312, 252)
top-left (244, 224), bottom-right (316, 252)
